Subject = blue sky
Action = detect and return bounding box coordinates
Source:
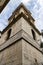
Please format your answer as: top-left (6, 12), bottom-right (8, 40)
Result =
top-left (0, 0), bottom-right (43, 32)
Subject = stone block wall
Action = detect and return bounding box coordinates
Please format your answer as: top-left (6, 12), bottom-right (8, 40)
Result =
top-left (0, 39), bottom-right (22, 65)
top-left (0, 38), bottom-right (43, 65)
top-left (22, 39), bottom-right (43, 65)
top-left (0, 17), bottom-right (40, 46)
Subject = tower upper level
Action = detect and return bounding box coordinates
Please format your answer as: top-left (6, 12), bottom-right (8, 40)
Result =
top-left (8, 3), bottom-right (35, 25)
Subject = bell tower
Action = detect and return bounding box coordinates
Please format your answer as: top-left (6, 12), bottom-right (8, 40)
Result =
top-left (0, 3), bottom-right (43, 65)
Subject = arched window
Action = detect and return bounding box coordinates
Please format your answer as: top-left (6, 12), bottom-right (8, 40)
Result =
top-left (0, 31), bottom-right (1, 38)
top-left (31, 29), bottom-right (36, 40)
top-left (40, 42), bottom-right (43, 48)
top-left (6, 29), bottom-right (12, 40)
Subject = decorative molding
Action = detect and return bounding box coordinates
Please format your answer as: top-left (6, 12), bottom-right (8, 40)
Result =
top-left (0, 29), bottom-right (43, 54)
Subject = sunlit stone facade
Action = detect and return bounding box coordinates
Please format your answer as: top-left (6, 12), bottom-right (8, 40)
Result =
top-left (0, 3), bottom-right (43, 65)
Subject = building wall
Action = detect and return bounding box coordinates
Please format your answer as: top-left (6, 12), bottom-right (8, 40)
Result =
top-left (0, 0), bottom-right (6, 6)
top-left (0, 17), bottom-right (43, 65)
top-left (0, 39), bottom-right (22, 65)
top-left (0, 4), bottom-right (42, 65)
top-left (0, 39), bottom-right (43, 65)
top-left (21, 17), bottom-right (40, 44)
top-left (0, 17), bottom-right (22, 45)
top-left (11, 17), bottom-right (40, 43)
top-left (22, 39), bottom-right (43, 65)
top-left (0, 17), bottom-right (40, 46)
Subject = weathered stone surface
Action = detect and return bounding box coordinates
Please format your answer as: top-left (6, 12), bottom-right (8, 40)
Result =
top-left (0, 38), bottom-right (43, 65)
top-left (22, 39), bottom-right (43, 65)
top-left (0, 17), bottom-right (40, 45)
top-left (0, 29), bottom-right (42, 53)
top-left (0, 40), bottom-right (22, 65)
top-left (0, 3), bottom-right (43, 65)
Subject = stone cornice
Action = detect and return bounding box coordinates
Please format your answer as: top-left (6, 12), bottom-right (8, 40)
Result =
top-left (0, 29), bottom-right (43, 54)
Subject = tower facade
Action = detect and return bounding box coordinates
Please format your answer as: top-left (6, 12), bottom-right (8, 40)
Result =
top-left (0, 3), bottom-right (43, 65)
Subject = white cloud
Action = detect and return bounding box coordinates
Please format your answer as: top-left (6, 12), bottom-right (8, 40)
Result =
top-left (29, 0), bottom-right (43, 31)
top-left (37, 0), bottom-right (43, 6)
top-left (21, 0), bottom-right (30, 4)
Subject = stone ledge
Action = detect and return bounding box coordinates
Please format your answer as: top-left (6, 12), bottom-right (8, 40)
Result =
top-left (0, 29), bottom-right (43, 54)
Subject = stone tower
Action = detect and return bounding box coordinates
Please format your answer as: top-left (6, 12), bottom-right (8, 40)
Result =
top-left (0, 3), bottom-right (43, 65)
